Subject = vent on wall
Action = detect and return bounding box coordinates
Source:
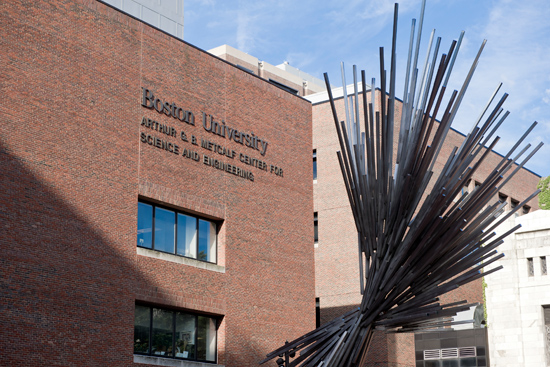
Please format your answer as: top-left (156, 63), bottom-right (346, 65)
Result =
top-left (424, 347), bottom-right (476, 360)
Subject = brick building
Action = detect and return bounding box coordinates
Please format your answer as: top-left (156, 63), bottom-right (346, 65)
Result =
top-left (0, 1), bottom-right (315, 366)
top-left (309, 88), bottom-right (540, 367)
top-left (210, 43), bottom-right (542, 365)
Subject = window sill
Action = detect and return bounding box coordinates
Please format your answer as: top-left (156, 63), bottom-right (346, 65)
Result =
top-left (134, 355), bottom-right (223, 367)
top-left (137, 247), bottom-right (225, 273)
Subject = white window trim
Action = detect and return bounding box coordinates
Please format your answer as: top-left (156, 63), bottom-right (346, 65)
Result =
top-left (137, 247), bottom-right (225, 273)
top-left (134, 354), bottom-right (225, 367)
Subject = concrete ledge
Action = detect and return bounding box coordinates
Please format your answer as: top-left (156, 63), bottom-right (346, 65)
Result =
top-left (137, 247), bottom-right (225, 273)
top-left (134, 355), bottom-right (224, 367)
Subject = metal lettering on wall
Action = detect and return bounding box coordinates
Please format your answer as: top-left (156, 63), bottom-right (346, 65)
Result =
top-left (140, 87), bottom-right (285, 182)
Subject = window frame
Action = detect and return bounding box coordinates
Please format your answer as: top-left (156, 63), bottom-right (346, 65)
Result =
top-left (134, 303), bottom-right (219, 363)
top-left (313, 149), bottom-right (317, 181)
top-left (314, 212), bottom-right (318, 244)
top-left (137, 200), bottom-right (218, 264)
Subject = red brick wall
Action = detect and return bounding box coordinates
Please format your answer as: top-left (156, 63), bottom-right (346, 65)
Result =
top-left (0, 1), bottom-right (314, 366)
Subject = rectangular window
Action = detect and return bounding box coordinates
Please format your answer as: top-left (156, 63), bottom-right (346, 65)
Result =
top-left (498, 193), bottom-right (507, 203)
top-left (511, 198), bottom-right (519, 209)
top-left (523, 205), bottom-right (531, 215)
top-left (134, 304), bottom-right (217, 363)
top-left (313, 149), bottom-right (317, 181)
top-left (542, 256), bottom-right (547, 276)
top-left (137, 201), bottom-right (217, 263)
top-left (528, 258), bottom-right (534, 277)
top-left (314, 212), bottom-right (318, 244)
top-left (315, 297), bottom-right (321, 328)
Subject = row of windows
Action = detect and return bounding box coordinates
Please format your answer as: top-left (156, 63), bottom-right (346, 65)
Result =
top-left (134, 304), bottom-right (217, 362)
top-left (137, 201), bottom-right (217, 263)
top-left (527, 256), bottom-right (547, 276)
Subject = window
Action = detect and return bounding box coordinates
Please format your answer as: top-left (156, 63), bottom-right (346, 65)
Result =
top-left (268, 78), bottom-right (298, 95)
top-left (313, 149), bottom-right (317, 181)
top-left (542, 256), bottom-right (547, 276)
top-left (315, 297), bottom-right (321, 328)
top-left (498, 193), bottom-right (507, 203)
top-left (137, 201), bottom-right (217, 263)
top-left (528, 258), bottom-right (534, 277)
top-left (314, 212), bottom-right (318, 244)
top-left (511, 199), bottom-right (519, 209)
top-left (134, 304), bottom-right (217, 362)
top-left (523, 205), bottom-right (530, 215)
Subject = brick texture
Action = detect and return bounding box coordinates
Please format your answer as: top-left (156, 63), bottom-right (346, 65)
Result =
top-left (0, 1), bottom-right (314, 366)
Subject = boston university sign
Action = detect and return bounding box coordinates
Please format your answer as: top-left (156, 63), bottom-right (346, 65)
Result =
top-left (140, 87), bottom-right (284, 182)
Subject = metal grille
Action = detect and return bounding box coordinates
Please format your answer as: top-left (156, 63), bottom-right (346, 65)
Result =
top-left (424, 347), bottom-right (477, 360)
top-left (528, 258), bottom-right (535, 276)
top-left (441, 348), bottom-right (459, 359)
top-left (459, 346), bottom-right (476, 357)
top-left (424, 349), bottom-right (441, 360)
top-left (546, 325), bottom-right (550, 366)
top-left (542, 256), bottom-right (547, 276)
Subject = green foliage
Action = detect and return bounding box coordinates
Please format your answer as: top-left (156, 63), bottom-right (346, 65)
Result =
top-left (537, 176), bottom-right (550, 210)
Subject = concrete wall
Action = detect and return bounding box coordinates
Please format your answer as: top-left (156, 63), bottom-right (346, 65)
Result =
top-left (102, 0), bottom-right (185, 39)
top-left (486, 209), bottom-right (550, 366)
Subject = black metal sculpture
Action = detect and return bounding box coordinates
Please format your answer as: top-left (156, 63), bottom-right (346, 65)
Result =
top-left (261, 1), bottom-right (543, 366)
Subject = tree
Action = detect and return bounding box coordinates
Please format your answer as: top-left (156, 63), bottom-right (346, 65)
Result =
top-left (538, 176), bottom-right (550, 210)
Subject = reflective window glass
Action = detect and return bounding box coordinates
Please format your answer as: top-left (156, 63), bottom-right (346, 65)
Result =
top-left (198, 219), bottom-right (216, 263)
top-left (135, 305), bottom-right (217, 363)
top-left (442, 360), bottom-right (459, 367)
top-left (197, 316), bottom-right (216, 362)
top-left (152, 308), bottom-right (174, 357)
top-left (137, 202), bottom-right (153, 248)
top-left (137, 201), bottom-right (217, 263)
top-left (459, 357), bottom-right (477, 367)
top-left (175, 313), bottom-right (196, 359)
top-left (314, 212), bottom-right (318, 243)
top-left (313, 149), bottom-right (317, 180)
top-left (134, 304), bottom-right (150, 354)
top-left (154, 207), bottom-right (175, 253)
top-left (177, 213), bottom-right (197, 258)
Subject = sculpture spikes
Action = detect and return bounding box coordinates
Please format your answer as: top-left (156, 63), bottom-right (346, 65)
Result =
top-left (261, 1), bottom-right (543, 366)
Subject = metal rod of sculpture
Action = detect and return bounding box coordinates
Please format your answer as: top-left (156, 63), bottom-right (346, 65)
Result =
top-left (261, 1), bottom-right (543, 366)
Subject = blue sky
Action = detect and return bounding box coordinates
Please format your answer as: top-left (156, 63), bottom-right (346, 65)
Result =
top-left (184, 0), bottom-right (550, 178)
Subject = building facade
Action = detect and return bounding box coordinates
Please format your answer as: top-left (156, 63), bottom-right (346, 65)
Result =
top-left (103, 0), bottom-right (185, 39)
top-left (211, 40), bottom-right (542, 367)
top-left (485, 209), bottom-right (550, 366)
top-left (308, 87), bottom-right (540, 367)
top-left (0, 1), bottom-right (314, 366)
top-left (209, 45), bottom-right (326, 97)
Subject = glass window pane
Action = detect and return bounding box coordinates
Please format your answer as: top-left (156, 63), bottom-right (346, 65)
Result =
top-left (175, 313), bottom-right (196, 360)
top-left (198, 219), bottom-right (216, 263)
top-left (197, 316), bottom-right (216, 361)
top-left (177, 214), bottom-right (197, 258)
top-left (425, 361), bottom-right (441, 367)
top-left (152, 308), bottom-right (174, 357)
top-left (459, 357), bottom-right (477, 367)
top-left (442, 360), bottom-right (459, 367)
top-left (154, 207), bottom-right (175, 253)
top-left (137, 203), bottom-right (153, 248)
top-left (314, 212), bottom-right (318, 243)
top-left (134, 305), bottom-right (150, 354)
top-left (313, 150), bottom-right (317, 180)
